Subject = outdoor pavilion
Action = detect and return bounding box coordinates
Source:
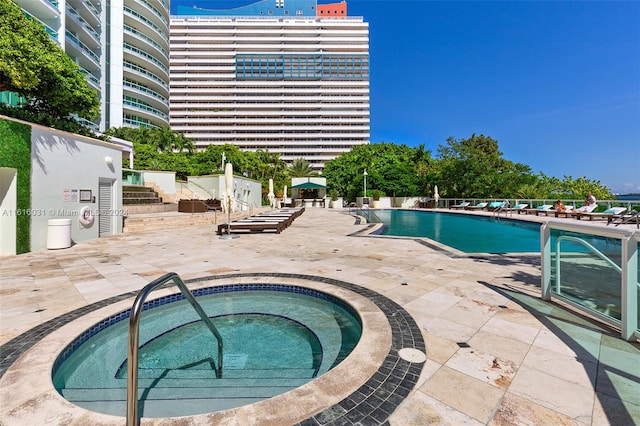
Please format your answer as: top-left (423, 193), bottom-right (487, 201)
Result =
top-left (290, 179), bottom-right (327, 207)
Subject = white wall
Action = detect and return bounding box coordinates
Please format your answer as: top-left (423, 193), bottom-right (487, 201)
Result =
top-left (0, 168), bottom-right (17, 256)
top-left (142, 171), bottom-right (176, 201)
top-left (30, 125), bottom-right (123, 251)
top-left (393, 197), bottom-right (422, 209)
top-left (189, 174), bottom-right (262, 210)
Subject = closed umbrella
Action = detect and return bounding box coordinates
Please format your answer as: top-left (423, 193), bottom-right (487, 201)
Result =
top-left (220, 163), bottom-right (238, 239)
top-left (434, 185), bottom-right (440, 207)
top-left (283, 185), bottom-right (288, 206)
top-left (225, 163), bottom-right (234, 209)
top-left (268, 178), bottom-right (275, 208)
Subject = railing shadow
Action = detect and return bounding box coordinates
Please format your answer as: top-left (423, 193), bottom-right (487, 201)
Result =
top-left (478, 280), bottom-right (639, 425)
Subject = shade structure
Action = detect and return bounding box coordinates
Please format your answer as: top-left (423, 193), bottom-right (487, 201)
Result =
top-left (434, 185), bottom-right (440, 204)
top-left (290, 182), bottom-right (327, 189)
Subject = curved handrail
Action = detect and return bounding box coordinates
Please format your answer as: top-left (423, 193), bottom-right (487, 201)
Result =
top-left (554, 235), bottom-right (640, 293)
top-left (126, 272), bottom-right (223, 426)
top-left (234, 197), bottom-right (255, 215)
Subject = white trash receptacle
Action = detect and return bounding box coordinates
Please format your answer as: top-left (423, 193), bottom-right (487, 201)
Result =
top-left (47, 219), bottom-right (72, 249)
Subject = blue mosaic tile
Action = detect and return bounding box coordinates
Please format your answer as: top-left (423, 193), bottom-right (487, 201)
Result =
top-left (1, 273), bottom-right (424, 425)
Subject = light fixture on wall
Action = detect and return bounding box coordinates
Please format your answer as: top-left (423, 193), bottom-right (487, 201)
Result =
top-left (104, 156), bottom-right (113, 165)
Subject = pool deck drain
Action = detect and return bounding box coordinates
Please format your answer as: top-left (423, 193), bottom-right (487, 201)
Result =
top-left (398, 348), bottom-right (426, 363)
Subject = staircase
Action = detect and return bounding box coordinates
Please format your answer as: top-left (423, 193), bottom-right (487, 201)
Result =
top-left (123, 185), bottom-right (163, 205)
top-left (61, 367), bottom-right (315, 417)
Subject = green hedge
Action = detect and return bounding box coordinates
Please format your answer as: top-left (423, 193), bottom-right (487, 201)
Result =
top-left (0, 118), bottom-right (31, 254)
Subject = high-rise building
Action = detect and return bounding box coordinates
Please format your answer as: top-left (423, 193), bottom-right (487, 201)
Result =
top-left (8, 0), bottom-right (171, 131)
top-left (170, 0), bottom-right (370, 171)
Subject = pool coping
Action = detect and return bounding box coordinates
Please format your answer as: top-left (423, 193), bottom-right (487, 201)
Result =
top-left (0, 273), bottom-right (425, 426)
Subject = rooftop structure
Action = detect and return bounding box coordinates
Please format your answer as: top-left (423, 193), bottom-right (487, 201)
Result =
top-left (170, 0), bottom-right (370, 171)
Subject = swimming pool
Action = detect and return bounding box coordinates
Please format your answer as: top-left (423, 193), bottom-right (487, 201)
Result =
top-left (365, 210), bottom-right (541, 253)
top-left (52, 284), bottom-right (362, 418)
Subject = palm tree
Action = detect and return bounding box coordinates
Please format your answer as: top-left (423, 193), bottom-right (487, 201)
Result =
top-left (152, 126), bottom-right (175, 152)
top-left (172, 133), bottom-right (196, 154)
top-left (289, 158), bottom-right (316, 177)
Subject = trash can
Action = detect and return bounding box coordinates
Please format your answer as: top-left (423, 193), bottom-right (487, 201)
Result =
top-left (47, 219), bottom-right (72, 249)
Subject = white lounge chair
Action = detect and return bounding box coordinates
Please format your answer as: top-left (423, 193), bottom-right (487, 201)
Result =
top-left (507, 203), bottom-right (529, 214)
top-left (524, 205), bottom-right (553, 215)
top-left (554, 205), bottom-right (574, 218)
top-left (576, 207), bottom-right (627, 221)
top-left (450, 202), bottom-right (470, 210)
top-left (465, 202), bottom-right (489, 210)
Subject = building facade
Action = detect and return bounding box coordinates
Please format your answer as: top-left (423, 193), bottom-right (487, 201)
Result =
top-left (170, 0), bottom-right (370, 171)
top-left (9, 0), bottom-right (171, 131)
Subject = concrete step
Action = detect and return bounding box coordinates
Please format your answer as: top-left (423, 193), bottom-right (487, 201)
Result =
top-left (123, 210), bottom-right (259, 233)
top-left (123, 191), bottom-right (158, 198)
top-left (123, 198), bottom-right (163, 205)
top-left (122, 185), bottom-right (155, 193)
top-left (124, 204), bottom-right (178, 215)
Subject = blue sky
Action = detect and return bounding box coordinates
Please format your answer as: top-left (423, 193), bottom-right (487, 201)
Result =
top-left (172, 1), bottom-right (640, 194)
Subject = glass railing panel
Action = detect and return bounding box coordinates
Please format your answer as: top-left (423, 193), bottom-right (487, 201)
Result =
top-left (123, 61), bottom-right (169, 91)
top-left (123, 6), bottom-right (169, 44)
top-left (123, 43), bottom-right (168, 74)
top-left (123, 169), bottom-right (144, 185)
top-left (551, 229), bottom-right (623, 322)
top-left (637, 240), bottom-right (640, 333)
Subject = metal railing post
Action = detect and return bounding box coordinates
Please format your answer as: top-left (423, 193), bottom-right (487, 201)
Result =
top-left (126, 273), bottom-right (223, 426)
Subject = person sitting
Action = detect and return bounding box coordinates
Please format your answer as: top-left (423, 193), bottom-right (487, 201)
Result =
top-left (554, 199), bottom-right (566, 213)
top-left (576, 192), bottom-right (597, 212)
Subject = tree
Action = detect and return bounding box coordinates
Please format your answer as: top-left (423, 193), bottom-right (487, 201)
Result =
top-left (0, 0), bottom-right (100, 120)
top-left (289, 158), bottom-right (316, 177)
top-left (435, 134), bottom-right (535, 198)
top-left (323, 142), bottom-right (421, 200)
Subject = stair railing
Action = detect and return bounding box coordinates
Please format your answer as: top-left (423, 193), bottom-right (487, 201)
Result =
top-left (126, 272), bottom-right (223, 426)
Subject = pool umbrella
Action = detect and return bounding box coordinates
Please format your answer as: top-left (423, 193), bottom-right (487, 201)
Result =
top-left (220, 162), bottom-right (238, 239)
top-left (283, 185), bottom-right (288, 203)
top-left (268, 178), bottom-right (275, 208)
top-left (434, 185), bottom-right (440, 207)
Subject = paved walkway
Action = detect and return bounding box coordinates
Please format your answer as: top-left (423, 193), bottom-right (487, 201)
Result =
top-left (1, 208), bottom-right (638, 425)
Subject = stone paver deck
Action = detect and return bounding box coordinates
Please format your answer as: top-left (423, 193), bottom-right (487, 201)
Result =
top-left (1, 208), bottom-right (638, 425)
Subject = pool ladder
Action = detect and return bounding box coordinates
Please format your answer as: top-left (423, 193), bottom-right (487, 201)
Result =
top-left (126, 272), bottom-right (223, 426)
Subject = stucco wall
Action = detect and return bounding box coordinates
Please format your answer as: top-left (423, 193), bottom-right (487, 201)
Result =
top-left (189, 175), bottom-right (261, 210)
top-left (30, 125), bottom-right (123, 251)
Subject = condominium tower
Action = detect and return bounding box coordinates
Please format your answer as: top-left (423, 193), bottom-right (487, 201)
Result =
top-left (170, 0), bottom-right (370, 171)
top-left (8, 0), bottom-right (171, 131)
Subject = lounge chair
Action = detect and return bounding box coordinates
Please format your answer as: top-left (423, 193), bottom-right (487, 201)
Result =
top-left (608, 209), bottom-right (639, 228)
top-left (505, 203), bottom-right (528, 214)
top-left (449, 202), bottom-right (470, 210)
top-left (554, 205), bottom-right (574, 218)
top-left (575, 207), bottom-right (627, 221)
top-left (523, 205), bottom-right (553, 215)
top-left (574, 203), bottom-right (598, 214)
top-left (217, 221), bottom-right (285, 234)
top-left (487, 201), bottom-right (507, 211)
top-left (465, 202), bottom-right (489, 210)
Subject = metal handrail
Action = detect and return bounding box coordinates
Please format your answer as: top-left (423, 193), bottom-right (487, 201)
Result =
top-left (555, 236), bottom-right (623, 295)
top-left (555, 235), bottom-right (640, 293)
top-left (126, 272), bottom-right (223, 426)
top-left (234, 197), bottom-right (254, 215)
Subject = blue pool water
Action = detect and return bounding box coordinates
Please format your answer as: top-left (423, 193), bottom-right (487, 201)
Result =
top-left (52, 286), bottom-right (361, 417)
top-left (365, 210), bottom-right (541, 253)
top-left (365, 210), bottom-right (624, 255)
